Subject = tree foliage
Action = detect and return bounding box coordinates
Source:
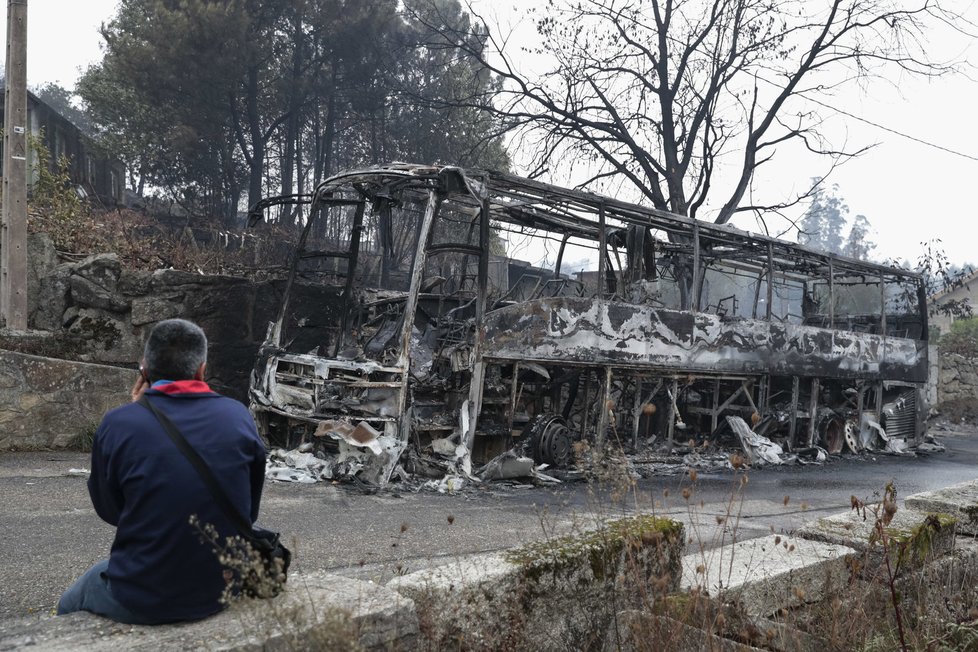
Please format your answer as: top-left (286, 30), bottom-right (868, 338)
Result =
top-left (78, 0), bottom-right (245, 217)
top-left (939, 316), bottom-right (978, 356)
top-left (76, 0), bottom-right (509, 222)
top-left (797, 180), bottom-right (849, 255)
top-left (27, 131), bottom-right (85, 234)
top-left (32, 83), bottom-right (95, 136)
top-left (384, 0), bottom-right (510, 170)
top-left (419, 0), bottom-right (960, 223)
top-left (844, 213), bottom-right (876, 261)
top-left (796, 180), bottom-right (879, 261)
top-left (915, 239), bottom-right (974, 319)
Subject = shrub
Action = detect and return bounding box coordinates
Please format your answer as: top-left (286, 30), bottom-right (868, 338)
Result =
top-left (939, 317), bottom-right (978, 357)
top-left (28, 131), bottom-right (85, 231)
top-left (24, 135), bottom-right (296, 277)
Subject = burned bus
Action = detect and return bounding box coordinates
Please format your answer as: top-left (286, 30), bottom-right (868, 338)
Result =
top-left (248, 164), bottom-right (928, 485)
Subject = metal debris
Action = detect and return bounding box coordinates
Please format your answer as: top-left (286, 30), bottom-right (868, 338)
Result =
top-left (793, 446), bottom-right (829, 464)
top-left (476, 451), bottom-right (535, 480)
top-left (421, 475), bottom-right (467, 494)
top-left (728, 416), bottom-right (784, 465)
top-left (885, 438), bottom-right (909, 455)
top-left (266, 448), bottom-right (329, 483)
top-left (315, 420), bottom-right (384, 455)
top-left (475, 450), bottom-right (562, 483)
top-left (916, 440), bottom-right (946, 454)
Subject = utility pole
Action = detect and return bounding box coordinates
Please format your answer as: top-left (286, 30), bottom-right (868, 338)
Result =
top-left (1, 0), bottom-right (28, 330)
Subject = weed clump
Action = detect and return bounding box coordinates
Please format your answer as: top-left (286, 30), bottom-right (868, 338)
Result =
top-left (69, 421), bottom-right (99, 452)
top-left (189, 517), bottom-right (363, 649)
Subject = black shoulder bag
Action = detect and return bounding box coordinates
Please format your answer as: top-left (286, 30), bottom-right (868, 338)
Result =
top-left (138, 395), bottom-right (291, 599)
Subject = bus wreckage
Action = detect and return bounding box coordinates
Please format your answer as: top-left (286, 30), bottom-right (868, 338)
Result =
top-left (248, 164), bottom-right (929, 486)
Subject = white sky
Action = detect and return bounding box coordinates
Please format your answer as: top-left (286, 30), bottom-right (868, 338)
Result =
top-left (5, 0), bottom-right (978, 267)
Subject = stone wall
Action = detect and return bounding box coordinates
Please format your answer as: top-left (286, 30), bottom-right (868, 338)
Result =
top-left (0, 350), bottom-right (132, 449)
top-left (937, 351), bottom-right (978, 407)
top-left (3, 233), bottom-right (300, 449)
top-left (927, 344), bottom-right (939, 408)
top-left (20, 233), bottom-right (338, 402)
top-left (2, 229), bottom-right (341, 448)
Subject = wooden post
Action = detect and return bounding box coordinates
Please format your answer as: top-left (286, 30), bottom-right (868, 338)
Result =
top-left (635, 378), bottom-right (662, 447)
top-left (741, 381), bottom-right (759, 415)
top-left (581, 372), bottom-right (592, 438)
top-left (875, 381), bottom-right (884, 423)
top-left (1, 0), bottom-right (29, 330)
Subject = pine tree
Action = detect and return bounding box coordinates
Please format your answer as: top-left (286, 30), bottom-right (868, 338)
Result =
top-left (77, 0), bottom-right (509, 222)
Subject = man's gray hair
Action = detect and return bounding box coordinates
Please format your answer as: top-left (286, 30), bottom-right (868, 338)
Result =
top-left (143, 319), bottom-right (208, 382)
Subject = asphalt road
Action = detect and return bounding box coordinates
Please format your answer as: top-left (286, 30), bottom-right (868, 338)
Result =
top-left (2, 429), bottom-right (977, 625)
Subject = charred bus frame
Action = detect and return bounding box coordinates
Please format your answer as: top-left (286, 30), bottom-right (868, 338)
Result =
top-left (248, 164), bottom-right (928, 484)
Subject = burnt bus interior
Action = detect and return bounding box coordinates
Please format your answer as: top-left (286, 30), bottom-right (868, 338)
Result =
top-left (248, 164), bottom-right (929, 485)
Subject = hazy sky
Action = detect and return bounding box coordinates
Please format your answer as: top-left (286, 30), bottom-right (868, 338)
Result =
top-left (5, 0), bottom-right (978, 267)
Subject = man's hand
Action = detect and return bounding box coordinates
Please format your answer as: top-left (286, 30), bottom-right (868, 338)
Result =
top-left (131, 373), bottom-right (149, 402)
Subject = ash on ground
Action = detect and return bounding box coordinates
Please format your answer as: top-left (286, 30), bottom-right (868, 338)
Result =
top-left (264, 417), bottom-right (946, 492)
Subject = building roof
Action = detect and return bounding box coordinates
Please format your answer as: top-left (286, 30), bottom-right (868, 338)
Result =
top-left (0, 82), bottom-right (94, 138)
top-left (928, 266), bottom-right (978, 303)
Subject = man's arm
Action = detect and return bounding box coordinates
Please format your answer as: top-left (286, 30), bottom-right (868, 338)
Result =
top-left (87, 422), bottom-right (124, 526)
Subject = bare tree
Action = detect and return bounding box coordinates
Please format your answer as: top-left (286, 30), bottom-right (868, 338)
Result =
top-left (410, 0), bottom-right (964, 223)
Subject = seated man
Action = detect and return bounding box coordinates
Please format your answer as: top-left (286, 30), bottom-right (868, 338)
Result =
top-left (58, 318), bottom-right (266, 624)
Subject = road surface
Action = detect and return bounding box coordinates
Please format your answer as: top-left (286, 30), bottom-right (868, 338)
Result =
top-left (1, 428), bottom-right (975, 624)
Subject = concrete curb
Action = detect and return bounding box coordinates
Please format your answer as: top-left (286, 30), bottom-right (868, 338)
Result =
top-left (795, 505), bottom-right (957, 576)
top-left (0, 572), bottom-right (417, 651)
top-left (681, 534), bottom-right (856, 617)
top-left (387, 514), bottom-right (685, 650)
top-left (675, 485), bottom-right (978, 650)
top-left (906, 479), bottom-right (978, 535)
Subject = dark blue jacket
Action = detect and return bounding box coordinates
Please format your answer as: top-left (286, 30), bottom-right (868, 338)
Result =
top-left (88, 381), bottom-right (266, 623)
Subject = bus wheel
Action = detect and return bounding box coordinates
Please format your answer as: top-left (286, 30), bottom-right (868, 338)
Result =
top-left (821, 417), bottom-right (846, 454)
top-left (527, 415), bottom-right (575, 468)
